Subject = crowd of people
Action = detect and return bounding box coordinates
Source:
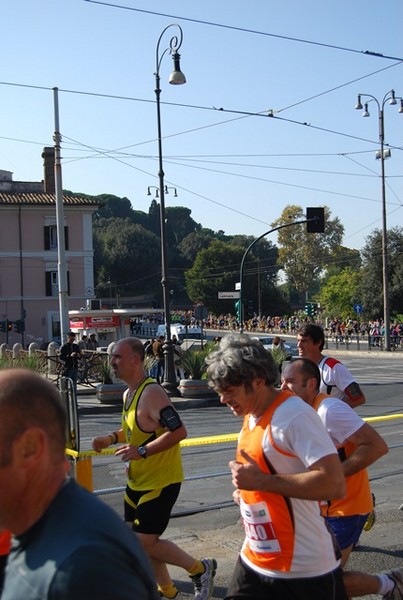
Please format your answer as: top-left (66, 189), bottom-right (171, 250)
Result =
top-left (1, 325), bottom-right (402, 599)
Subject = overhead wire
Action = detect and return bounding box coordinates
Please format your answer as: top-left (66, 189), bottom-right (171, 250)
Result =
top-left (83, 0), bottom-right (403, 63)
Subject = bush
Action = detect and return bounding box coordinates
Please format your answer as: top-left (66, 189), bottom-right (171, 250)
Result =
top-left (181, 342), bottom-right (216, 380)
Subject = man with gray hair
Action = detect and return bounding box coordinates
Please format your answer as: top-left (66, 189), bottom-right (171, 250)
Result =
top-left (206, 333), bottom-right (348, 600)
top-left (0, 368), bottom-right (158, 600)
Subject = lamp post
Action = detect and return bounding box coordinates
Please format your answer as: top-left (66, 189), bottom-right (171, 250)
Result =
top-left (355, 90), bottom-right (403, 351)
top-left (154, 24), bottom-right (186, 392)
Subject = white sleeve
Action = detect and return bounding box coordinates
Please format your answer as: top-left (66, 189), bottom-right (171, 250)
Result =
top-left (272, 396), bottom-right (337, 468)
top-left (327, 361), bottom-right (355, 392)
top-left (317, 398), bottom-right (365, 446)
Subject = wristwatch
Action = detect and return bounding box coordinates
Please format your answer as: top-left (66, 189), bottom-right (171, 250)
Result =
top-left (137, 445), bottom-right (147, 459)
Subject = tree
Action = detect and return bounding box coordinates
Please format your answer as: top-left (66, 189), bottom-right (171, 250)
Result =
top-left (323, 246), bottom-right (361, 279)
top-left (185, 240), bottom-right (242, 314)
top-left (184, 238), bottom-right (288, 316)
top-left (93, 218), bottom-right (161, 294)
top-left (178, 229), bottom-right (216, 264)
top-left (272, 205), bottom-right (344, 296)
top-left (359, 227), bottom-right (403, 319)
top-left (95, 194), bottom-right (135, 220)
top-left (317, 268), bottom-right (362, 320)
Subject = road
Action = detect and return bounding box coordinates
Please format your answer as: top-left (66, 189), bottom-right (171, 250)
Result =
top-left (77, 351), bottom-right (403, 599)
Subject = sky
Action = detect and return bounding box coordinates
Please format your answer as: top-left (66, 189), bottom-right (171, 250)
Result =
top-left (1, 0), bottom-right (402, 252)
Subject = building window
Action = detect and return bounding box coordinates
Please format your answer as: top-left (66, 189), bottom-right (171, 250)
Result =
top-left (45, 271), bottom-right (70, 297)
top-left (44, 226), bottom-right (69, 251)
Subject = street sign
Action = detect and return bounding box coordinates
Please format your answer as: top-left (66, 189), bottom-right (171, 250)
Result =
top-left (353, 303), bottom-right (363, 314)
top-left (235, 282), bottom-right (241, 291)
top-left (218, 291), bottom-right (240, 299)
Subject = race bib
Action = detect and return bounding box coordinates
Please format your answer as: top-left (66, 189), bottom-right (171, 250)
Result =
top-left (240, 499), bottom-right (281, 553)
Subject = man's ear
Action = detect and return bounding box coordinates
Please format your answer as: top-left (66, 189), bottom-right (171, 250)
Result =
top-left (15, 428), bottom-right (46, 462)
top-left (307, 377), bottom-right (319, 394)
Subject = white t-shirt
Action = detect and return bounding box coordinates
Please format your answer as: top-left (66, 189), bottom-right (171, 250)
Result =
top-left (318, 356), bottom-right (355, 401)
top-left (316, 395), bottom-right (365, 447)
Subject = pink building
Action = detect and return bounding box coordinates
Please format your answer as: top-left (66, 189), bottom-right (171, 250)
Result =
top-left (0, 148), bottom-right (100, 347)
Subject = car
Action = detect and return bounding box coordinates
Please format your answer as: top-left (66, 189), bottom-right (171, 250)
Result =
top-left (252, 336), bottom-right (298, 358)
top-left (156, 323), bottom-right (207, 341)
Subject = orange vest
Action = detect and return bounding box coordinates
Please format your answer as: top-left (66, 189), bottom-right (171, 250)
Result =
top-left (238, 391), bottom-right (297, 573)
top-left (312, 393), bottom-right (373, 516)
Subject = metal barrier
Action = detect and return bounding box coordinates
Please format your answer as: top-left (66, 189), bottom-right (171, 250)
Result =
top-left (325, 334), bottom-right (403, 352)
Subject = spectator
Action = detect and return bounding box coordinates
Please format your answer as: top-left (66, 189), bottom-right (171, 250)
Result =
top-left (59, 332), bottom-right (82, 397)
top-left (152, 336), bottom-right (165, 384)
top-left (0, 368), bottom-right (159, 600)
top-left (86, 334), bottom-right (99, 351)
top-left (78, 335), bottom-right (88, 350)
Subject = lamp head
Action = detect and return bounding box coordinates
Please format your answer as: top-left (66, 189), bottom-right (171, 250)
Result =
top-left (169, 52), bottom-right (186, 85)
top-left (389, 90), bottom-right (397, 105)
top-left (362, 103), bottom-right (370, 117)
top-left (399, 99), bottom-right (403, 114)
top-left (355, 95), bottom-right (363, 110)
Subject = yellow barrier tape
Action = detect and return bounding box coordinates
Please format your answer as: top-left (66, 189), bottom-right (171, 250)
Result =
top-left (65, 413), bottom-right (403, 459)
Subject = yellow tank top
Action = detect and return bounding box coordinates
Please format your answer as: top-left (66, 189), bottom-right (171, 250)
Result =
top-left (122, 377), bottom-right (184, 491)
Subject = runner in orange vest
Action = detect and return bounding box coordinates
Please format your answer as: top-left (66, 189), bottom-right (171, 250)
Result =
top-left (281, 358), bottom-right (402, 600)
top-left (206, 333), bottom-right (348, 600)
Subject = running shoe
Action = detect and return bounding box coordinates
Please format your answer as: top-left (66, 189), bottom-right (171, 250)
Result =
top-left (190, 558), bottom-right (217, 600)
top-left (383, 568), bottom-right (403, 600)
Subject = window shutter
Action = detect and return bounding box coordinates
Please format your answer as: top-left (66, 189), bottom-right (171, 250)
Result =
top-left (45, 272), bottom-right (52, 296)
top-left (64, 226), bottom-right (69, 250)
top-left (44, 226), bottom-right (50, 250)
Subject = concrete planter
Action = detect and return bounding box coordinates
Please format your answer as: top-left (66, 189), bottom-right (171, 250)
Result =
top-left (96, 382), bottom-right (127, 403)
top-left (178, 379), bottom-right (218, 399)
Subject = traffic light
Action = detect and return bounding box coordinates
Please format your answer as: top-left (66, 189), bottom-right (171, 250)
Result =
top-left (306, 207), bottom-right (325, 233)
top-left (7, 321), bottom-right (13, 332)
top-left (14, 319), bottom-right (25, 333)
top-left (247, 300), bottom-right (254, 317)
top-left (0, 320), bottom-right (5, 332)
top-left (305, 302), bottom-right (315, 317)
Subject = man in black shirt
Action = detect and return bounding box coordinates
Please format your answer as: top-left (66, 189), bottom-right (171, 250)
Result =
top-left (59, 332), bottom-right (82, 395)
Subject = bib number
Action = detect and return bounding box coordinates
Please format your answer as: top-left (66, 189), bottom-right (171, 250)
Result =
top-left (240, 499), bottom-right (281, 553)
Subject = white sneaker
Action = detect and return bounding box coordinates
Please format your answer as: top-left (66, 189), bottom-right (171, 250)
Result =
top-left (190, 558), bottom-right (217, 600)
top-left (384, 569), bottom-right (403, 600)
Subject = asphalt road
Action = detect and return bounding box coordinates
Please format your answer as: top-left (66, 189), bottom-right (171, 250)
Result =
top-left (77, 350), bottom-right (403, 599)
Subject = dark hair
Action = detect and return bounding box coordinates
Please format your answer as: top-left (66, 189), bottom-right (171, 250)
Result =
top-left (297, 323), bottom-right (325, 351)
top-left (284, 358), bottom-right (321, 389)
top-left (206, 333), bottom-right (278, 392)
top-left (0, 370), bottom-right (67, 467)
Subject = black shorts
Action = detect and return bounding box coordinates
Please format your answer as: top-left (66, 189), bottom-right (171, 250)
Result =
top-left (124, 482), bottom-right (181, 535)
top-left (225, 556), bottom-right (348, 600)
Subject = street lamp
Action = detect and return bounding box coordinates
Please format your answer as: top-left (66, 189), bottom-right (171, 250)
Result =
top-left (154, 24), bottom-right (186, 392)
top-left (355, 90), bottom-right (402, 351)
